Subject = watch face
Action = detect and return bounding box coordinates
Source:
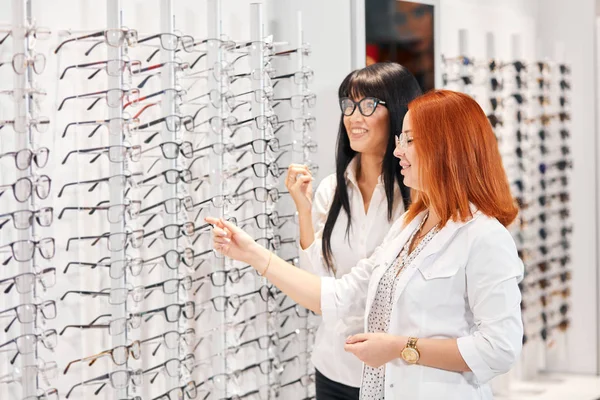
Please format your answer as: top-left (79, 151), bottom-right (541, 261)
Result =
top-left (402, 347), bottom-right (419, 364)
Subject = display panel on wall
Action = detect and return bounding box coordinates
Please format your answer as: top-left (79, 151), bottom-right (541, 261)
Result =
top-left (365, 0), bottom-right (436, 91)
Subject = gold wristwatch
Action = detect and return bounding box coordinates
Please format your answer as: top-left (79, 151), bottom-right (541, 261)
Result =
top-left (401, 337), bottom-right (420, 364)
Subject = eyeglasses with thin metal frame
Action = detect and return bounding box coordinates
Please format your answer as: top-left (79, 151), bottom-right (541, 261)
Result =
top-left (273, 92), bottom-right (317, 109)
top-left (61, 144), bottom-right (141, 165)
top-left (277, 116), bottom-right (316, 132)
top-left (134, 114), bottom-right (195, 132)
top-left (0, 115), bottom-right (49, 133)
top-left (58, 88), bottom-right (140, 111)
top-left (0, 329), bottom-right (57, 364)
top-left (0, 52), bottom-right (46, 74)
top-left (0, 25), bottom-right (51, 49)
top-left (0, 206), bottom-right (53, 230)
top-left (0, 174), bottom-right (51, 202)
top-left (136, 61), bottom-right (191, 88)
top-left (339, 97), bottom-right (386, 117)
top-left (143, 222), bottom-right (196, 247)
top-left (65, 227), bottom-right (144, 252)
top-left (123, 87), bottom-right (186, 109)
top-left (57, 171), bottom-right (141, 198)
top-left (58, 199), bottom-right (140, 223)
top-left (0, 359), bottom-right (57, 387)
top-left (0, 267), bottom-right (56, 294)
top-left (59, 58), bottom-right (142, 79)
top-left (272, 66), bottom-right (314, 85)
top-left (142, 328), bottom-right (196, 357)
top-left (151, 380), bottom-right (198, 400)
top-left (0, 300), bottom-right (56, 333)
top-left (143, 354), bottom-right (195, 384)
top-left (62, 116), bottom-right (139, 138)
top-left (63, 247), bottom-right (195, 277)
top-left (65, 368), bottom-right (143, 398)
top-left (0, 147), bottom-right (49, 170)
top-left (61, 277), bottom-right (192, 305)
top-left (137, 32), bottom-right (195, 52)
top-left (63, 340), bottom-right (141, 374)
top-left (0, 237), bottom-right (55, 263)
top-left (137, 168), bottom-right (194, 186)
top-left (141, 140), bottom-right (194, 160)
top-left (22, 387), bottom-right (59, 400)
top-left (54, 27), bottom-right (138, 54)
top-left (395, 131), bottom-right (414, 149)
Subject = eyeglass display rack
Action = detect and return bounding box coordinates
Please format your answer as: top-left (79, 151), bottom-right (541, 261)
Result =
top-left (0, 0), bottom-right (319, 399)
top-left (0, 1), bottom-right (56, 400)
top-left (441, 52), bottom-right (573, 375)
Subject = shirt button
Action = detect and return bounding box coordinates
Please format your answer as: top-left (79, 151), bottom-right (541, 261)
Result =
top-left (390, 383), bottom-right (394, 388)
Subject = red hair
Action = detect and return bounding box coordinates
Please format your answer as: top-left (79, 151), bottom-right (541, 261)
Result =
top-left (404, 90), bottom-right (518, 227)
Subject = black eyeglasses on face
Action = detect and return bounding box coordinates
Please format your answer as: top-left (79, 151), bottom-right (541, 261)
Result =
top-left (339, 97), bottom-right (386, 117)
top-left (0, 147), bottom-right (49, 170)
top-left (0, 207), bottom-right (53, 230)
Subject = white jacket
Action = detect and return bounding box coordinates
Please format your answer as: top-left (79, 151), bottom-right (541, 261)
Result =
top-left (321, 207), bottom-right (524, 400)
top-left (298, 158), bottom-right (405, 387)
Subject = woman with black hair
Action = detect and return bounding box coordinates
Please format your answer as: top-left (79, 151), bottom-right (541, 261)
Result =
top-left (284, 62), bottom-right (422, 400)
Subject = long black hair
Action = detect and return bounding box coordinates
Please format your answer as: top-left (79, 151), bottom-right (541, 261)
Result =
top-left (322, 62), bottom-right (422, 273)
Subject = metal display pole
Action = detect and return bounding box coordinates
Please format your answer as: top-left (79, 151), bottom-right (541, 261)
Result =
top-left (160, 0), bottom-right (180, 392)
top-left (249, 1), bottom-right (268, 392)
top-left (107, 0), bottom-right (128, 398)
top-left (13, 0), bottom-right (35, 396)
top-left (206, 0), bottom-right (227, 396)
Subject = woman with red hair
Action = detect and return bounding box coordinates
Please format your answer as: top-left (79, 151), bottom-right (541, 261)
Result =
top-left (207, 90), bottom-right (523, 400)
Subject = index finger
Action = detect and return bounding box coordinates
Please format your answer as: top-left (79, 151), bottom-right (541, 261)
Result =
top-left (205, 217), bottom-right (224, 228)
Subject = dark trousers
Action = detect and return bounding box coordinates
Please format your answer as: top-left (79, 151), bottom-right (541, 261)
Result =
top-left (315, 369), bottom-right (360, 400)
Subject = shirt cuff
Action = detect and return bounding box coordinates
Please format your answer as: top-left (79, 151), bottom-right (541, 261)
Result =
top-left (456, 335), bottom-right (494, 384)
top-left (320, 276), bottom-right (338, 323)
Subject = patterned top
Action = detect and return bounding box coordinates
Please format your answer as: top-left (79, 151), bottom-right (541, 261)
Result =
top-left (360, 215), bottom-right (440, 400)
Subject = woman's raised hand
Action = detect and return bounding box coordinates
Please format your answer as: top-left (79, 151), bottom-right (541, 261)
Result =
top-left (285, 164), bottom-right (314, 214)
top-left (205, 217), bottom-right (262, 265)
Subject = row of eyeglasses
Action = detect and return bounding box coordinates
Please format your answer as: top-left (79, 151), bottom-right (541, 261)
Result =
top-left (41, 24), bottom-right (319, 400)
top-left (0, 23), bottom-right (59, 400)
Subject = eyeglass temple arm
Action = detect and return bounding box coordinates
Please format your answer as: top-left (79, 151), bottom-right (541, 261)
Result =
top-left (62, 120), bottom-right (100, 138)
top-left (65, 235), bottom-right (100, 251)
top-left (61, 290), bottom-right (108, 301)
top-left (54, 31), bottom-right (104, 54)
top-left (63, 261), bottom-right (104, 274)
top-left (60, 61), bottom-right (106, 79)
top-left (62, 147), bottom-right (105, 164)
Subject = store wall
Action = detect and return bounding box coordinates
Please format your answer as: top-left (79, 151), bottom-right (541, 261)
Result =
top-left (535, 0), bottom-right (598, 375)
top-left (268, 0), bottom-right (354, 183)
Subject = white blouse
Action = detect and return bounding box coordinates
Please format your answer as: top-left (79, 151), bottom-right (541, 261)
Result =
top-left (298, 157), bottom-right (405, 387)
top-left (320, 207), bottom-right (524, 400)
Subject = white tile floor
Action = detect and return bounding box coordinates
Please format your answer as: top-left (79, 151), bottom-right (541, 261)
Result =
top-left (496, 374), bottom-right (600, 400)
